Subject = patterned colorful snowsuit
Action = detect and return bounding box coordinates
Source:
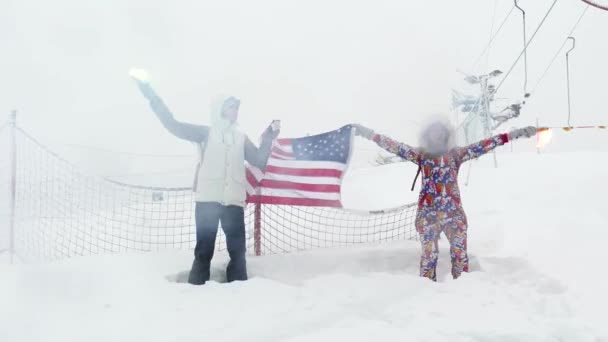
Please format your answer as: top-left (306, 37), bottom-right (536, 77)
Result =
top-left (373, 133), bottom-right (510, 281)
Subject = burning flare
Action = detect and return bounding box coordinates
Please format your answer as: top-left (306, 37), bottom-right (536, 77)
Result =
top-left (536, 128), bottom-right (553, 149)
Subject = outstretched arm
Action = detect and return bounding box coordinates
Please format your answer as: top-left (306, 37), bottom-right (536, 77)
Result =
top-left (245, 125), bottom-right (279, 170)
top-left (457, 134), bottom-right (509, 163)
top-left (372, 134), bottom-right (420, 163)
top-left (136, 82), bottom-right (208, 143)
top-left (352, 124), bottom-right (420, 163)
top-left (457, 126), bottom-right (537, 163)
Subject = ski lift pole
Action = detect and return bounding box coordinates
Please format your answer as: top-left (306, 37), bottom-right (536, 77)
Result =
top-left (565, 37), bottom-right (576, 127)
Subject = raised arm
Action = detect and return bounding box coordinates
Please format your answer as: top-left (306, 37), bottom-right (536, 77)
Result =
top-left (136, 82), bottom-right (208, 143)
top-left (353, 124), bottom-right (420, 163)
top-left (245, 125), bottom-right (278, 170)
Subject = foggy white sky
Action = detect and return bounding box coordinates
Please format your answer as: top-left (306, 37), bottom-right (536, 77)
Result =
top-left (1, 0), bottom-right (607, 181)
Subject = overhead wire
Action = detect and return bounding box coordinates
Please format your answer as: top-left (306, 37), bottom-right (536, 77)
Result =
top-left (514, 0), bottom-right (528, 93)
top-left (471, 4), bottom-right (517, 72)
top-left (494, 0), bottom-right (559, 94)
top-left (484, 0), bottom-right (500, 73)
top-left (530, 4), bottom-right (590, 94)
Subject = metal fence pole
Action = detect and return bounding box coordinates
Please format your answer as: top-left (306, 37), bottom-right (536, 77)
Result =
top-left (254, 196), bottom-right (262, 256)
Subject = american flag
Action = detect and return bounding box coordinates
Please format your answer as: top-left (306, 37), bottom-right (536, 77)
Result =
top-left (246, 125), bottom-right (354, 207)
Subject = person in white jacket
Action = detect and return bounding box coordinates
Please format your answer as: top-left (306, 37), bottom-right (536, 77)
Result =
top-left (134, 80), bottom-right (278, 284)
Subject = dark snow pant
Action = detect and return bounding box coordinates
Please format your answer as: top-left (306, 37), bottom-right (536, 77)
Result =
top-left (188, 202), bottom-right (247, 285)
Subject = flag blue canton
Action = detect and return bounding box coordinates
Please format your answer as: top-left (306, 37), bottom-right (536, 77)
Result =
top-left (291, 125), bottom-right (353, 163)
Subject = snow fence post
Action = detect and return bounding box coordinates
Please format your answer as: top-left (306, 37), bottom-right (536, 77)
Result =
top-left (8, 110), bottom-right (17, 264)
top-left (254, 194), bottom-right (262, 256)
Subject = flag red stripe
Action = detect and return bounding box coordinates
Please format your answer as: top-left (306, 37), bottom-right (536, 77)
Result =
top-left (245, 129), bottom-right (351, 208)
top-left (277, 138), bottom-right (292, 146)
top-left (258, 179), bottom-right (340, 193)
top-left (271, 147), bottom-right (294, 158)
top-left (248, 195), bottom-right (342, 207)
top-left (264, 165), bottom-right (343, 178)
top-left (246, 168), bottom-right (260, 186)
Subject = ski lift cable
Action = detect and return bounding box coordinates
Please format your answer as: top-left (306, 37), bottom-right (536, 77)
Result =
top-left (514, 0), bottom-right (528, 94)
top-left (494, 0), bottom-right (559, 94)
top-left (471, 4), bottom-right (517, 72)
top-left (484, 0), bottom-right (499, 73)
top-left (530, 4), bottom-right (590, 94)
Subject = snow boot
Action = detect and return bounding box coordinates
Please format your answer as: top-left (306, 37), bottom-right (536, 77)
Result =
top-left (187, 258), bottom-right (210, 285)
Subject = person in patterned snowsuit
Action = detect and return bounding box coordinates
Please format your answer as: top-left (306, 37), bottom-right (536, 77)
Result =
top-left (353, 121), bottom-right (536, 281)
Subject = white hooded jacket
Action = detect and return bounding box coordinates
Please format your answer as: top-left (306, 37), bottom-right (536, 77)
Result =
top-left (194, 96), bottom-right (248, 206)
top-left (142, 88), bottom-right (275, 207)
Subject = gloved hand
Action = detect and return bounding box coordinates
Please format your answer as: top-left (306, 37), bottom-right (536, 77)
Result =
top-left (508, 126), bottom-right (537, 140)
top-left (264, 121), bottom-right (280, 140)
top-left (352, 124), bottom-right (375, 140)
top-left (271, 120), bottom-right (281, 132)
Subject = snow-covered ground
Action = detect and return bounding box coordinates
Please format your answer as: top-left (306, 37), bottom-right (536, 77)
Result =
top-left (2, 149), bottom-right (608, 341)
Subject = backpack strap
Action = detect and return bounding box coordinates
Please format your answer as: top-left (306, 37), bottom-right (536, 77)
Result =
top-left (411, 156), bottom-right (422, 191)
